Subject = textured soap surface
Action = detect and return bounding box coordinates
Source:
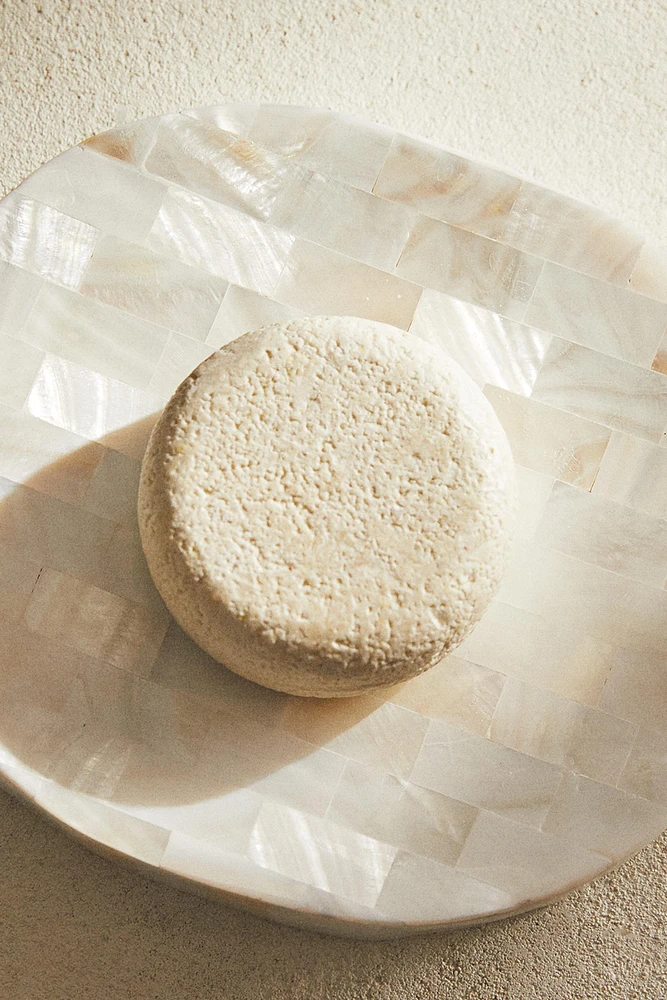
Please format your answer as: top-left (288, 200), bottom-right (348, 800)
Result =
top-left (138, 316), bottom-right (517, 696)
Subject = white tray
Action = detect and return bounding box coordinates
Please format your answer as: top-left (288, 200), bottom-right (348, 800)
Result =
top-left (1, 103), bottom-right (667, 938)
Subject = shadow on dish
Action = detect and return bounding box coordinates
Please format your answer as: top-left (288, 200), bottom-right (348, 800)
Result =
top-left (0, 414), bottom-right (398, 809)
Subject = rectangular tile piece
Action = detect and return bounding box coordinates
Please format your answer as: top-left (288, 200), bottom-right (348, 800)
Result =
top-left (145, 115), bottom-right (294, 220)
top-left (498, 542), bottom-right (667, 656)
top-left (592, 432), bottom-right (667, 519)
top-left (535, 481), bottom-right (667, 586)
top-left (18, 146), bottom-right (165, 242)
top-left (542, 772), bottom-right (667, 860)
top-left (274, 239), bottom-right (421, 329)
top-left (0, 476), bottom-right (115, 581)
top-left (206, 285), bottom-right (305, 350)
top-left (457, 810), bottom-right (608, 899)
top-left (387, 655), bottom-right (505, 736)
top-left (397, 216), bottom-right (543, 319)
top-left (34, 783), bottom-right (170, 867)
top-left (483, 386), bottom-right (611, 489)
top-left (328, 759), bottom-right (477, 866)
top-left (19, 282), bottom-right (170, 389)
top-left (409, 288), bottom-right (551, 394)
top-left (248, 800), bottom-right (397, 908)
top-left (183, 102), bottom-right (260, 137)
top-left (410, 718), bottom-right (562, 827)
top-left (0, 403), bottom-right (104, 504)
top-left (81, 118), bottom-right (161, 170)
top-left (279, 699), bottom-right (428, 780)
top-left (599, 647), bottom-right (667, 730)
top-left (373, 134), bottom-right (521, 240)
top-left (499, 182), bottom-right (642, 282)
top-left (524, 261), bottom-right (667, 366)
top-left (26, 353), bottom-right (163, 457)
top-left (0, 334), bottom-right (43, 408)
top-left (148, 333), bottom-right (212, 399)
top-left (532, 338), bottom-right (667, 442)
top-left (489, 677), bottom-right (636, 784)
top-left (459, 600), bottom-right (615, 706)
top-left (24, 567), bottom-right (168, 676)
top-left (0, 196), bottom-right (99, 290)
top-left (0, 261), bottom-right (43, 336)
top-left (377, 850), bottom-right (513, 923)
top-left (147, 187), bottom-right (294, 295)
top-left (269, 169), bottom-right (416, 270)
top-left (80, 235), bottom-right (228, 339)
top-left (629, 240), bottom-right (667, 303)
top-left (248, 106), bottom-right (394, 192)
top-left (618, 726), bottom-right (667, 806)
top-left (0, 543), bottom-right (42, 623)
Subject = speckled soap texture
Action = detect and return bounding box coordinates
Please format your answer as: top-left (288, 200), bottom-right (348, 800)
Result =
top-left (1, 103), bottom-right (667, 938)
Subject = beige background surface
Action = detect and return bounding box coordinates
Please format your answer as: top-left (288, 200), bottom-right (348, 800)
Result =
top-left (1, 1), bottom-right (667, 997)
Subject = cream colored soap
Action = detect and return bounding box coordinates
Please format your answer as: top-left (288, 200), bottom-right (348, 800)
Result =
top-left (138, 316), bottom-right (516, 697)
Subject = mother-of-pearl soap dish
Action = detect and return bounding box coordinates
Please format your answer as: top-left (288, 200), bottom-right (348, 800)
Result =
top-left (1, 103), bottom-right (666, 937)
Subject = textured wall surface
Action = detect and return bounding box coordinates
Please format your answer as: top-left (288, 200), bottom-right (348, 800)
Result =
top-left (1, 1), bottom-right (667, 997)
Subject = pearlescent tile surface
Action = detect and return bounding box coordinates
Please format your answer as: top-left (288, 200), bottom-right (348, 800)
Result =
top-left (207, 284), bottom-right (305, 350)
top-left (274, 238), bottom-right (421, 329)
top-left (499, 542), bottom-right (667, 654)
top-left (183, 102), bottom-right (260, 137)
top-left (148, 333), bottom-right (212, 399)
top-left (328, 760), bottom-right (477, 866)
top-left (80, 235), bottom-right (228, 339)
top-left (19, 147), bottom-right (165, 242)
top-left (145, 116), bottom-right (294, 221)
top-left (535, 481), bottom-right (667, 586)
top-left (249, 801), bottom-right (397, 908)
top-left (26, 353), bottom-right (163, 454)
top-left (0, 261), bottom-right (43, 336)
top-left (542, 773), bottom-right (667, 861)
top-left (269, 169), bottom-right (416, 270)
top-left (456, 811), bottom-right (608, 899)
top-left (0, 335), bottom-right (44, 408)
top-left (411, 719), bottom-right (562, 827)
top-left (248, 105), bottom-right (393, 192)
top-left (489, 677), bottom-right (636, 784)
top-left (82, 117), bottom-right (161, 169)
top-left (484, 386), bottom-right (611, 489)
top-left (458, 599), bottom-right (615, 706)
top-left (409, 288), bottom-right (551, 394)
top-left (592, 432), bottom-right (667, 519)
top-left (397, 216), bottom-right (543, 319)
top-left (377, 850), bottom-right (513, 922)
top-left (373, 135), bottom-right (521, 241)
top-left (498, 183), bottom-right (643, 282)
top-left (0, 403), bottom-right (104, 504)
top-left (147, 187), bottom-right (294, 295)
top-left (387, 655), bottom-right (505, 736)
top-left (629, 240), bottom-right (667, 303)
top-left (0, 196), bottom-right (100, 290)
top-left (618, 726), bottom-right (667, 805)
top-left (532, 338), bottom-right (667, 442)
top-left (524, 261), bottom-right (667, 366)
top-left (20, 282), bottom-right (170, 389)
top-left (1, 103), bottom-right (666, 938)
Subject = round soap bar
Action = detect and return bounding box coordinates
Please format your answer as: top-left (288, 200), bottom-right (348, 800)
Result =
top-left (138, 317), bottom-right (516, 697)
